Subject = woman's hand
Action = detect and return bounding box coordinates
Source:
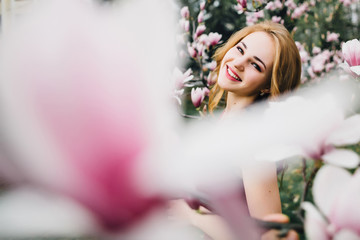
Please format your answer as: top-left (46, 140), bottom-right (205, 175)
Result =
top-left (261, 214), bottom-right (299, 240)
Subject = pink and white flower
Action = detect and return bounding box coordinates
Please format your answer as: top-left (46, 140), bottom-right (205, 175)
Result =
top-left (303, 165), bottom-right (360, 240)
top-left (326, 31), bottom-right (340, 42)
top-left (342, 39), bottom-right (360, 76)
top-left (191, 87), bottom-right (207, 108)
top-left (180, 6), bottom-right (190, 19)
top-left (173, 67), bottom-right (194, 89)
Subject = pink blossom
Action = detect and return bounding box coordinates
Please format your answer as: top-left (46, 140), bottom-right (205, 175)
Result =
top-left (312, 46), bottom-right (321, 55)
top-left (326, 31), bottom-right (340, 42)
top-left (173, 68), bottom-right (194, 89)
top-left (206, 72), bottom-right (217, 86)
top-left (303, 165), bottom-right (360, 240)
top-left (195, 25), bottom-right (206, 38)
top-left (254, 10), bottom-right (264, 19)
top-left (258, 96), bottom-right (360, 169)
top-left (342, 39), bottom-right (360, 76)
top-left (340, 0), bottom-right (356, 6)
top-left (205, 60), bottom-right (217, 71)
top-left (180, 6), bottom-right (190, 19)
top-left (207, 32), bottom-right (222, 46)
top-left (197, 11), bottom-right (204, 23)
top-left (0, 0), bottom-right (176, 235)
top-left (325, 62), bottom-right (335, 72)
top-left (237, 0), bottom-right (247, 8)
top-left (271, 16), bottom-right (282, 23)
top-left (200, 1), bottom-right (206, 11)
top-left (285, 0), bottom-right (297, 10)
top-left (187, 43), bottom-right (197, 58)
top-left (191, 87), bottom-right (206, 108)
top-left (179, 19), bottom-right (190, 32)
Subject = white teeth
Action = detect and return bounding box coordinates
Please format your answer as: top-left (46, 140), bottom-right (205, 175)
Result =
top-left (227, 67), bottom-right (240, 81)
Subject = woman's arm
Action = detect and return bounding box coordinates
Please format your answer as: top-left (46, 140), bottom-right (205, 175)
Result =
top-left (242, 161), bottom-right (282, 218)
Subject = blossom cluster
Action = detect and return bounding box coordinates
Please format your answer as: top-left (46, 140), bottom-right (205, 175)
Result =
top-left (174, 1), bottom-right (222, 110)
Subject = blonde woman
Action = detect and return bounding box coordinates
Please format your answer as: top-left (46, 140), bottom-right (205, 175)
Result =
top-left (171, 21), bottom-right (301, 240)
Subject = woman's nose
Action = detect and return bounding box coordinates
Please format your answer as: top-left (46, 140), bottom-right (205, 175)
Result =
top-left (233, 57), bottom-right (245, 71)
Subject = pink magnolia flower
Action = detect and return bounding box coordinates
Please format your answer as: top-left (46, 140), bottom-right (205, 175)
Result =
top-left (207, 32), bottom-right (222, 46)
top-left (237, 0), bottom-right (247, 8)
top-left (180, 6), bottom-right (190, 19)
top-left (327, 31), bottom-right (340, 42)
top-left (0, 0), bottom-right (177, 236)
top-left (200, 1), bottom-right (206, 11)
top-left (312, 46), bottom-right (321, 55)
top-left (205, 60), bottom-right (217, 71)
top-left (191, 87), bottom-right (207, 108)
top-left (187, 43), bottom-right (197, 58)
top-left (271, 16), bottom-right (282, 23)
top-left (303, 165), bottom-right (360, 240)
top-left (206, 72), bottom-right (217, 86)
top-left (259, 96), bottom-right (360, 169)
top-left (179, 19), bottom-right (190, 32)
top-left (197, 11), bottom-right (204, 23)
top-left (342, 39), bottom-right (360, 76)
top-left (173, 68), bottom-right (194, 89)
top-left (195, 25), bottom-right (206, 38)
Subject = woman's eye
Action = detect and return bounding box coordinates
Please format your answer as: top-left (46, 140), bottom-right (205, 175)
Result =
top-left (236, 46), bottom-right (244, 54)
top-left (252, 63), bottom-right (261, 72)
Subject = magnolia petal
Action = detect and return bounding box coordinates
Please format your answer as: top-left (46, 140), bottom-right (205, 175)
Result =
top-left (326, 115), bottom-right (360, 146)
top-left (330, 170), bottom-right (360, 233)
top-left (350, 66), bottom-right (360, 76)
top-left (333, 229), bottom-right (360, 240)
top-left (312, 165), bottom-right (351, 217)
top-left (302, 202), bottom-right (329, 240)
top-left (254, 144), bottom-right (303, 162)
top-left (0, 188), bottom-right (96, 238)
top-left (322, 149), bottom-right (359, 168)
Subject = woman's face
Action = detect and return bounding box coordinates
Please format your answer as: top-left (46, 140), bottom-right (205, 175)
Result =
top-left (217, 31), bottom-right (275, 97)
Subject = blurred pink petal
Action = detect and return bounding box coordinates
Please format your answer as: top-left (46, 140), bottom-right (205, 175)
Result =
top-left (322, 149), bottom-right (359, 168)
top-left (333, 229), bottom-right (360, 240)
top-left (302, 202), bottom-right (329, 240)
top-left (312, 165), bottom-right (351, 217)
top-left (342, 39), bottom-right (360, 67)
top-left (329, 169), bottom-right (360, 233)
top-left (326, 115), bottom-right (360, 146)
top-left (0, 0), bottom-right (176, 234)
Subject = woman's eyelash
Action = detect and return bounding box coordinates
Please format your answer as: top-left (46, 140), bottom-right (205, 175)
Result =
top-left (252, 63), bottom-right (261, 72)
top-left (236, 46), bottom-right (244, 54)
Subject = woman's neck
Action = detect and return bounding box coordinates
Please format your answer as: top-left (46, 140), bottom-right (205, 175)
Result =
top-left (224, 92), bottom-right (256, 114)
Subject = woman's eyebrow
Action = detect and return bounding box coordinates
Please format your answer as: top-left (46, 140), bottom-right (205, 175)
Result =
top-left (254, 56), bottom-right (267, 70)
top-left (241, 41), bottom-right (267, 70)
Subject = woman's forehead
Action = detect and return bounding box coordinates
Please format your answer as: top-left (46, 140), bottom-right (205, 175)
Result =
top-left (240, 31), bottom-right (275, 65)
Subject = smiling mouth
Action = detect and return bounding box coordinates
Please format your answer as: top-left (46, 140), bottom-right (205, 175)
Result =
top-left (226, 66), bottom-right (242, 82)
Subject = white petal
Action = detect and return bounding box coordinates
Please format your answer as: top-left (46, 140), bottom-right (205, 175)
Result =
top-left (322, 149), bottom-right (359, 168)
top-left (333, 229), bottom-right (360, 240)
top-left (350, 66), bottom-right (360, 76)
top-left (0, 188), bottom-right (96, 238)
top-left (326, 115), bottom-right (360, 146)
top-left (254, 144), bottom-right (304, 162)
top-left (330, 170), bottom-right (360, 232)
top-left (302, 202), bottom-right (329, 240)
top-left (312, 165), bottom-right (351, 217)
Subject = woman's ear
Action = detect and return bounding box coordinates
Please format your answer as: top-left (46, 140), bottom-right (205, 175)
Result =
top-left (260, 88), bottom-right (270, 94)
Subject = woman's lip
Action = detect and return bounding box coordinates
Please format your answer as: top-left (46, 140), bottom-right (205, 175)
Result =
top-left (226, 65), bottom-right (242, 82)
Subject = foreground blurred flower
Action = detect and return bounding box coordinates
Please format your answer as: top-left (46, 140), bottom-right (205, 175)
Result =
top-left (303, 165), bottom-right (360, 240)
top-left (257, 95), bottom-right (360, 169)
top-left (342, 39), bottom-right (360, 76)
top-left (0, 0), bottom-right (178, 237)
top-left (173, 68), bottom-right (194, 90)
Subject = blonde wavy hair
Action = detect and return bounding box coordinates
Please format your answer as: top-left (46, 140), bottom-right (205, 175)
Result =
top-left (208, 21), bottom-right (301, 113)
